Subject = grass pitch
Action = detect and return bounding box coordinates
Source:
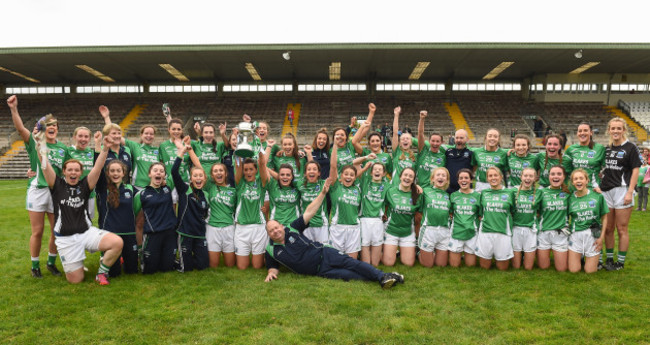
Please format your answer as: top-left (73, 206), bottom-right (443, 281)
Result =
top-left (0, 179), bottom-right (648, 344)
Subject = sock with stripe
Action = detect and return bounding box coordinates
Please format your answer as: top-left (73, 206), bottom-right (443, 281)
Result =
top-left (98, 260), bottom-right (111, 275)
top-left (606, 248), bottom-right (614, 261)
top-left (618, 251), bottom-right (627, 264)
top-left (47, 253), bottom-right (57, 266)
top-left (31, 257), bottom-right (40, 270)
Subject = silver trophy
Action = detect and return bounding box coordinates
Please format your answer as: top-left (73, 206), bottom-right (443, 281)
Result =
top-left (234, 121), bottom-right (257, 158)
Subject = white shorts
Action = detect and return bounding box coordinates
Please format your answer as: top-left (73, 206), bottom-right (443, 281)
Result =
top-left (329, 224), bottom-right (361, 254)
top-left (384, 231), bottom-right (417, 247)
top-left (303, 225), bottom-right (329, 244)
top-left (360, 218), bottom-right (384, 247)
top-left (235, 223), bottom-right (267, 256)
top-left (418, 225), bottom-right (451, 252)
top-left (512, 226), bottom-right (537, 253)
top-left (537, 230), bottom-right (569, 252)
top-left (206, 224), bottom-right (235, 253)
top-left (602, 186), bottom-right (634, 209)
top-left (87, 197), bottom-right (96, 222)
top-left (474, 181), bottom-right (490, 192)
top-left (448, 235), bottom-right (477, 254)
top-left (26, 187), bottom-right (54, 213)
top-left (568, 230), bottom-right (600, 257)
top-left (476, 232), bottom-right (514, 261)
top-left (55, 227), bottom-right (108, 273)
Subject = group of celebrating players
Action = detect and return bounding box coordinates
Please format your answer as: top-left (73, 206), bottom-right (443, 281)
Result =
top-left (8, 96), bottom-right (646, 286)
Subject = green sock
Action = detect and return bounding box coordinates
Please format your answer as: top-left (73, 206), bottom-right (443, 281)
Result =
top-left (31, 258), bottom-right (40, 270)
top-left (606, 248), bottom-right (614, 260)
top-left (618, 251), bottom-right (627, 264)
top-left (47, 253), bottom-right (57, 266)
top-left (98, 260), bottom-right (110, 275)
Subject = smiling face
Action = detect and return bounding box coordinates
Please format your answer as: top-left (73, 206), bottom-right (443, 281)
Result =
top-left (282, 137), bottom-right (295, 155)
top-left (340, 167), bottom-right (356, 187)
top-left (141, 126), bottom-right (155, 145)
top-left (400, 133), bottom-right (412, 150)
top-left (485, 129), bottom-right (500, 150)
top-left (229, 133), bottom-right (238, 148)
top-left (243, 162), bottom-right (257, 182)
top-left (607, 119), bottom-right (626, 144)
top-left (576, 124), bottom-right (592, 146)
top-left (278, 167), bottom-right (294, 187)
top-left (455, 130), bottom-right (468, 148)
top-left (256, 122), bottom-right (269, 141)
top-left (429, 134), bottom-right (442, 152)
top-left (549, 166), bottom-right (565, 188)
top-left (211, 164), bottom-right (227, 186)
top-left (148, 163), bottom-right (166, 188)
top-left (520, 168), bottom-right (536, 189)
top-left (190, 168), bottom-right (206, 189)
top-left (266, 220), bottom-right (285, 243)
top-left (168, 122), bottom-right (183, 140)
top-left (108, 129), bottom-right (122, 148)
top-left (316, 133), bottom-right (328, 149)
top-left (431, 168), bottom-right (449, 189)
top-left (545, 137), bottom-right (561, 158)
top-left (107, 161), bottom-right (125, 184)
top-left (371, 163), bottom-right (385, 182)
top-left (44, 122), bottom-right (59, 142)
top-left (368, 134), bottom-right (382, 152)
top-left (458, 171), bottom-right (472, 191)
top-left (63, 161), bottom-right (83, 185)
top-left (334, 129), bottom-right (347, 148)
top-left (487, 168), bottom-right (503, 188)
top-left (571, 170), bottom-right (588, 192)
top-left (202, 125), bottom-right (215, 143)
top-left (514, 138), bottom-right (528, 156)
top-left (74, 128), bottom-right (91, 150)
top-left (399, 168), bottom-right (415, 189)
top-left (305, 162), bottom-right (320, 183)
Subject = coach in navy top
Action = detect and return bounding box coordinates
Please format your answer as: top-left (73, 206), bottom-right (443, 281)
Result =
top-left (445, 129), bottom-right (474, 193)
top-left (264, 180), bottom-right (403, 289)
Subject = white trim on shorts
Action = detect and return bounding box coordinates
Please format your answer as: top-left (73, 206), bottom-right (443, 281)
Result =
top-left (512, 226), bottom-right (537, 253)
top-left (568, 230), bottom-right (600, 257)
top-left (537, 230), bottom-right (569, 252)
top-left (303, 225), bottom-right (329, 244)
top-left (384, 230), bottom-right (416, 247)
top-left (55, 227), bottom-right (108, 273)
top-left (206, 224), bottom-right (235, 253)
top-left (234, 223), bottom-right (267, 256)
top-left (360, 217), bottom-right (384, 247)
top-left (26, 186), bottom-right (54, 213)
top-left (329, 224), bottom-right (361, 254)
top-left (418, 225), bottom-right (451, 252)
top-left (602, 186), bottom-right (634, 209)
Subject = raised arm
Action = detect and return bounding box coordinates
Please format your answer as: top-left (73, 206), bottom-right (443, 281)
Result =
top-left (99, 105), bottom-right (112, 125)
top-left (259, 139), bottom-right (274, 187)
top-left (303, 179), bottom-right (331, 224)
top-left (417, 110), bottom-right (427, 152)
top-left (303, 144), bottom-right (314, 162)
top-left (87, 132), bottom-right (111, 190)
top-left (329, 144), bottom-right (338, 182)
top-left (392, 106), bottom-right (401, 151)
top-left (180, 136), bottom-right (201, 168)
top-left (7, 95), bottom-right (31, 142)
top-left (351, 121), bottom-right (371, 155)
top-left (353, 153), bottom-right (376, 178)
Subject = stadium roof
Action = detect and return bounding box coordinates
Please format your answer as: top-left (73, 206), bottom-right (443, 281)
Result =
top-left (2, 43), bottom-right (650, 85)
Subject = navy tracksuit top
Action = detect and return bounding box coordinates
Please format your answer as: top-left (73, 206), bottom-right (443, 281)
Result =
top-left (172, 157), bottom-right (209, 238)
top-left (265, 216), bottom-right (326, 275)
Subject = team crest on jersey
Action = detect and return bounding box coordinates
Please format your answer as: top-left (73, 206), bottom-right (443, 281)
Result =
top-left (493, 156), bottom-right (500, 163)
top-left (529, 195), bottom-right (534, 201)
top-left (163, 187), bottom-right (170, 193)
top-left (124, 191), bottom-right (131, 199)
top-left (523, 162), bottom-right (530, 168)
top-left (227, 191), bottom-right (233, 195)
top-left (86, 152), bottom-right (92, 158)
top-left (616, 151), bottom-right (625, 159)
top-left (353, 189), bottom-right (358, 194)
top-left (123, 154), bottom-right (129, 160)
top-left (436, 158), bottom-right (442, 164)
top-left (588, 151), bottom-right (595, 158)
top-left (463, 152), bottom-right (469, 157)
top-left (289, 236), bottom-right (295, 244)
top-left (314, 185), bottom-right (320, 192)
top-left (58, 149), bottom-right (65, 156)
top-left (444, 195), bottom-right (449, 200)
top-left (469, 198), bottom-right (476, 204)
top-left (501, 194), bottom-right (508, 201)
top-left (589, 200), bottom-right (596, 207)
top-left (154, 150), bottom-right (159, 155)
top-left (559, 192), bottom-right (566, 198)
top-left (201, 201), bottom-right (207, 209)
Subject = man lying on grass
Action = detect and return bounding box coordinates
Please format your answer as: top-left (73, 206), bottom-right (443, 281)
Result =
top-left (264, 179), bottom-right (403, 289)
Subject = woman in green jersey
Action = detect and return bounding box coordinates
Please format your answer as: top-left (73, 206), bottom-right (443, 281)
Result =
top-left (416, 110), bottom-right (446, 189)
top-left (159, 118), bottom-right (189, 204)
top-left (511, 167), bottom-right (537, 270)
top-left (328, 145), bottom-right (363, 259)
top-left (191, 123), bottom-right (223, 181)
top-left (476, 167), bottom-right (515, 271)
top-left (205, 163), bottom-right (237, 268)
top-left (269, 133), bottom-right (306, 180)
top-left (535, 134), bottom-right (564, 188)
top-left (233, 143), bottom-right (272, 270)
top-left (449, 169), bottom-right (481, 267)
top-left (507, 134), bottom-right (538, 187)
top-left (391, 106), bottom-right (418, 186)
top-left (637, 154), bottom-right (649, 211)
top-left (352, 104), bottom-right (393, 178)
top-left (383, 167), bottom-right (422, 267)
top-left (267, 163), bottom-right (301, 227)
top-left (563, 122), bottom-right (605, 192)
top-left (67, 127), bottom-right (97, 220)
top-left (331, 127), bottom-right (357, 173)
top-left (8, 95), bottom-right (65, 277)
top-left (568, 169), bottom-right (608, 273)
top-left (297, 161), bottom-right (331, 243)
top-left (472, 128), bottom-right (509, 192)
top-left (418, 167), bottom-right (452, 267)
top-left (354, 158), bottom-right (389, 266)
top-left (535, 165), bottom-right (570, 272)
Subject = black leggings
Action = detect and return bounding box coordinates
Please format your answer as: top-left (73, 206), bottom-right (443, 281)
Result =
top-left (141, 229), bottom-right (176, 274)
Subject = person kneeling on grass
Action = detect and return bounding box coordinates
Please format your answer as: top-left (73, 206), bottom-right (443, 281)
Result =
top-left (264, 179), bottom-right (403, 289)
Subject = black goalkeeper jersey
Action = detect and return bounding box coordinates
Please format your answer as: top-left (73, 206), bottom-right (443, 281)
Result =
top-left (51, 177), bottom-right (93, 236)
top-left (601, 141), bottom-right (642, 192)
